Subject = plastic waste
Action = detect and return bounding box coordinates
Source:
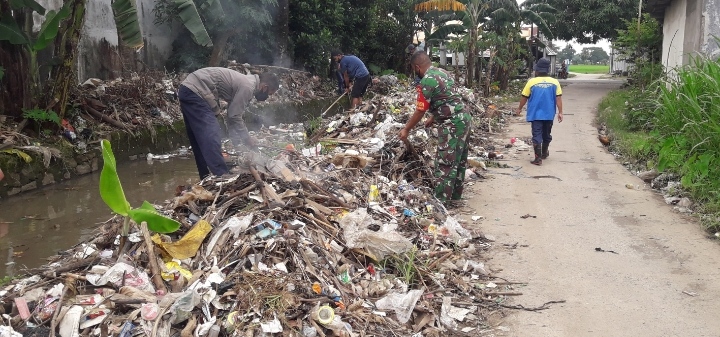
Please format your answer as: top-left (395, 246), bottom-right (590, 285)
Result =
top-left (208, 325), bottom-right (220, 337)
top-left (152, 220), bottom-right (212, 260)
top-left (375, 289), bottom-right (423, 324)
top-left (161, 260), bottom-right (193, 281)
top-left (0, 326), bottom-right (22, 337)
top-left (340, 208), bottom-right (413, 260)
top-left (141, 303), bottom-right (160, 320)
top-left (260, 316), bottom-right (283, 333)
top-left (205, 214), bottom-right (253, 257)
top-left (442, 216), bottom-right (472, 243)
top-left (85, 262), bottom-right (154, 293)
top-left (14, 297), bottom-right (30, 320)
top-left (59, 305), bottom-right (83, 337)
top-left (311, 305), bottom-right (335, 325)
top-left (368, 185), bottom-right (380, 204)
top-left (117, 322), bottom-right (134, 337)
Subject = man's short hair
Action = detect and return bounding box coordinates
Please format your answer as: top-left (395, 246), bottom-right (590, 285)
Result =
top-left (330, 50), bottom-right (343, 57)
top-left (259, 72), bottom-right (280, 91)
top-left (410, 51), bottom-right (430, 65)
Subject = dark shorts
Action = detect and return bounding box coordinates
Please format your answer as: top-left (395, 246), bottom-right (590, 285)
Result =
top-left (351, 75), bottom-right (371, 98)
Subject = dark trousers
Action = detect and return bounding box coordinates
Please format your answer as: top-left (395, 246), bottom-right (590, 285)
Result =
top-left (336, 70), bottom-right (345, 94)
top-left (531, 120), bottom-right (553, 145)
top-left (178, 86), bottom-right (228, 179)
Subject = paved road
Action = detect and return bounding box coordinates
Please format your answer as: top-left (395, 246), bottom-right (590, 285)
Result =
top-left (465, 75), bottom-right (720, 336)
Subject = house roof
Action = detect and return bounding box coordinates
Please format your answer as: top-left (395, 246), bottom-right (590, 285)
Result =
top-left (646, 0), bottom-right (673, 19)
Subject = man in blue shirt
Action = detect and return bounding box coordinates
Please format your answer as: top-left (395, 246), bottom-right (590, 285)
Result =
top-left (332, 51), bottom-right (371, 108)
top-left (515, 58), bottom-right (564, 166)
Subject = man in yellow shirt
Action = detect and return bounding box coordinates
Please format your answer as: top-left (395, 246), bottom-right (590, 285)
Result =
top-left (515, 58), bottom-right (564, 165)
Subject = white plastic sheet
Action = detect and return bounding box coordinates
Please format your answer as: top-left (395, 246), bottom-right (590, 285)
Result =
top-left (340, 208), bottom-right (413, 260)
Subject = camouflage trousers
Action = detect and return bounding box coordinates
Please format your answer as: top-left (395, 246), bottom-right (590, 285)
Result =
top-left (433, 112), bottom-right (472, 201)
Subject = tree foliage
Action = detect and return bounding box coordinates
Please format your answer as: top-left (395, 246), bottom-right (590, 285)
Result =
top-left (614, 13), bottom-right (662, 63)
top-left (547, 0), bottom-right (640, 43)
top-left (579, 46), bottom-right (609, 64)
top-left (289, 0), bottom-right (417, 74)
top-left (557, 43), bottom-right (576, 61)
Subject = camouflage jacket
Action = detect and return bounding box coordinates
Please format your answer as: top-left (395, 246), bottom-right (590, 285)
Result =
top-left (416, 66), bottom-right (465, 121)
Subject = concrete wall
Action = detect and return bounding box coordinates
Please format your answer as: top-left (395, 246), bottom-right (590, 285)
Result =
top-left (77, 0), bottom-right (178, 82)
top-left (703, 0), bottom-right (720, 58)
top-left (662, 0), bottom-right (687, 70)
top-left (683, 0), bottom-right (703, 64)
top-left (660, 0), bottom-right (720, 69)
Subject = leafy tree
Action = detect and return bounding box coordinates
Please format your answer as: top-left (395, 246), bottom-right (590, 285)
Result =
top-left (614, 13), bottom-right (662, 63)
top-left (581, 46), bottom-right (609, 64)
top-left (614, 13), bottom-right (662, 88)
top-left (558, 43), bottom-right (576, 62)
top-left (547, 0), bottom-right (640, 43)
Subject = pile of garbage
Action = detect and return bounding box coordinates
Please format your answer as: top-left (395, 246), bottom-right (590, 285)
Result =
top-left (71, 65), bottom-right (335, 136)
top-left (0, 76), bottom-right (527, 337)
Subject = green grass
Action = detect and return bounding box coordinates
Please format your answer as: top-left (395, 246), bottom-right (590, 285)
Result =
top-left (599, 57), bottom-right (720, 232)
top-left (569, 64), bottom-right (610, 74)
top-left (597, 89), bottom-right (656, 165)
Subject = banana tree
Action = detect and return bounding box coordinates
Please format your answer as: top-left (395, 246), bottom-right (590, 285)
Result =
top-left (100, 139), bottom-right (181, 255)
top-left (0, 0), bottom-right (69, 107)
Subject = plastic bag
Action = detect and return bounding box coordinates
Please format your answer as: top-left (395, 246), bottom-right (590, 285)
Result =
top-left (152, 220), bottom-right (212, 260)
top-left (442, 216), bottom-right (471, 243)
top-left (86, 262), bottom-right (154, 293)
top-left (375, 289), bottom-right (423, 324)
top-left (340, 208), bottom-right (413, 260)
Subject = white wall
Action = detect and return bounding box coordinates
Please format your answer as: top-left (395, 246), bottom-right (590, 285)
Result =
top-left (662, 0), bottom-right (687, 70)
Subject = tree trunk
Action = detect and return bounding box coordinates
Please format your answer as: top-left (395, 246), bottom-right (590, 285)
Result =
top-left (466, 29), bottom-right (476, 88)
top-left (48, 0), bottom-right (86, 120)
top-left (208, 30), bottom-right (235, 67)
top-left (273, 0), bottom-right (290, 67)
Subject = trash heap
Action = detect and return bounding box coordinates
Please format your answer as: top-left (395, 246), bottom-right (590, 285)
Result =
top-left (71, 66), bottom-right (334, 135)
top-left (0, 79), bottom-right (524, 337)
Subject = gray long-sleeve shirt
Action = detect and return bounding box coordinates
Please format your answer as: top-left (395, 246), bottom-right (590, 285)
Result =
top-left (181, 67), bottom-right (259, 147)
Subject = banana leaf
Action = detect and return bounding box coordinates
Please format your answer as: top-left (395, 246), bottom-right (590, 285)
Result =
top-left (9, 0), bottom-right (46, 14)
top-left (0, 13), bottom-right (29, 45)
top-left (174, 0), bottom-right (213, 47)
top-left (32, 4), bottom-right (71, 52)
top-left (99, 139), bottom-right (131, 216)
top-left (112, 0), bottom-right (144, 48)
top-left (128, 207), bottom-right (181, 233)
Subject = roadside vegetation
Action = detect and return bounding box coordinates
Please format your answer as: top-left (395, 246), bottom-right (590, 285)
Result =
top-left (597, 14), bottom-right (720, 232)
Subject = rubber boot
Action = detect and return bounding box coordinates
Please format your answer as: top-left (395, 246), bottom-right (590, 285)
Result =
top-left (531, 144), bottom-right (543, 165)
top-left (541, 143), bottom-right (549, 159)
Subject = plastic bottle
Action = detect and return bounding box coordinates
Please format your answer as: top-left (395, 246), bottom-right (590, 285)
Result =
top-left (208, 325), bottom-right (220, 337)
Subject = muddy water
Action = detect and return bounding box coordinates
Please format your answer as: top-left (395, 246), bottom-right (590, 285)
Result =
top-left (0, 158), bottom-right (199, 278)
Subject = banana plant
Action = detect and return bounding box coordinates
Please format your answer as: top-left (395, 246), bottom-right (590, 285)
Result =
top-left (100, 139), bottom-right (180, 253)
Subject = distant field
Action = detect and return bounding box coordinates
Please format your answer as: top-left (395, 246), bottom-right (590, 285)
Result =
top-left (568, 64), bottom-right (610, 74)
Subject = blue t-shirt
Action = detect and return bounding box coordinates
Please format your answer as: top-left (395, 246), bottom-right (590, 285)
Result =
top-left (339, 55), bottom-right (369, 80)
top-left (521, 76), bottom-right (562, 121)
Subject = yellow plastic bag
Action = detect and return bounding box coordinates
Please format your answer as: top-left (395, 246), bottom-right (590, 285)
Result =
top-left (161, 261), bottom-right (193, 281)
top-left (152, 220), bottom-right (212, 260)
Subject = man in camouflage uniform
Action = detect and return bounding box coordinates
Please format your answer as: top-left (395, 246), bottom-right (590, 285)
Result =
top-left (399, 51), bottom-right (472, 202)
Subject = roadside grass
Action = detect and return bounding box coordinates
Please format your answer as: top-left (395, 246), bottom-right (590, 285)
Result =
top-left (599, 56), bottom-right (720, 233)
top-left (570, 64), bottom-right (610, 74)
top-left (597, 90), bottom-right (656, 165)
